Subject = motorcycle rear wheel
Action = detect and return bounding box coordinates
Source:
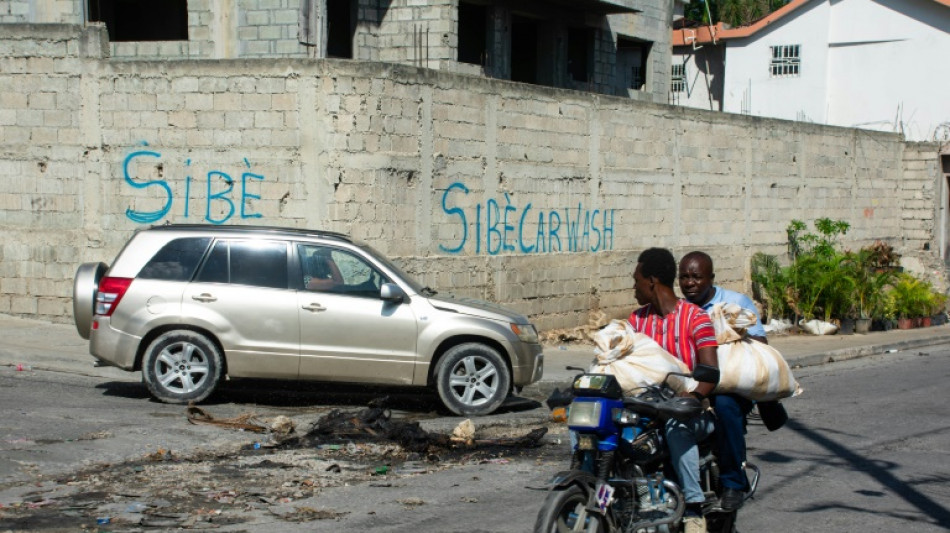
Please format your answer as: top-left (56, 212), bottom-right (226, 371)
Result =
top-left (534, 485), bottom-right (609, 533)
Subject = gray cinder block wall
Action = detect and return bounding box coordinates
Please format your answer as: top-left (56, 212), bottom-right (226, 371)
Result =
top-left (0, 24), bottom-right (944, 330)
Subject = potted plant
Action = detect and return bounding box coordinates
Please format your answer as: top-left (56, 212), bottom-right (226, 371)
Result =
top-left (865, 240), bottom-right (902, 273)
top-left (932, 292), bottom-right (949, 326)
top-left (888, 273), bottom-right (931, 329)
top-left (925, 290), bottom-right (947, 327)
top-left (841, 248), bottom-right (895, 334)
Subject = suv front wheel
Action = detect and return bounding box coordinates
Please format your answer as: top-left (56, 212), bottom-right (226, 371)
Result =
top-left (435, 343), bottom-right (511, 416)
top-left (142, 330), bottom-right (224, 404)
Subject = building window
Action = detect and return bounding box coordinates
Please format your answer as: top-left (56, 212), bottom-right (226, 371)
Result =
top-left (617, 38), bottom-right (651, 91)
top-left (567, 28), bottom-right (593, 83)
top-left (770, 45), bottom-right (800, 77)
top-left (631, 66), bottom-right (644, 90)
top-left (87, 0), bottom-right (188, 41)
top-left (327, 0), bottom-right (355, 59)
top-left (671, 64), bottom-right (685, 93)
top-left (458, 2), bottom-right (488, 65)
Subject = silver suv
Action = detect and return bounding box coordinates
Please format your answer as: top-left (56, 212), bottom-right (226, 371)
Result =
top-left (73, 225), bottom-right (543, 416)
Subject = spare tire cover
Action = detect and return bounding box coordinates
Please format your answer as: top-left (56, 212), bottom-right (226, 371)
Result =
top-left (73, 262), bottom-right (108, 340)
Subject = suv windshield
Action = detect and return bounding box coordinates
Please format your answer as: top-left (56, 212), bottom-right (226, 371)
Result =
top-left (357, 243), bottom-right (425, 294)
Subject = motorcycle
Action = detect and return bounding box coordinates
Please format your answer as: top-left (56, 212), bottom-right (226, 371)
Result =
top-left (534, 366), bottom-right (759, 533)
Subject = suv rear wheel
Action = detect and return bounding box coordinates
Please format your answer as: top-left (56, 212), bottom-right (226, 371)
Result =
top-left (435, 343), bottom-right (511, 416)
top-left (142, 330), bottom-right (223, 404)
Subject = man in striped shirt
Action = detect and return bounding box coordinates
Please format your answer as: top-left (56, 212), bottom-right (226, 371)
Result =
top-left (629, 248), bottom-right (719, 533)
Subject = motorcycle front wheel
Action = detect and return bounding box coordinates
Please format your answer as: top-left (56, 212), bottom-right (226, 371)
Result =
top-left (534, 485), bottom-right (609, 533)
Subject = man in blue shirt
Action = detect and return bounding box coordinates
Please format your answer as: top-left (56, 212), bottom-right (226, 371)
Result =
top-left (678, 251), bottom-right (765, 511)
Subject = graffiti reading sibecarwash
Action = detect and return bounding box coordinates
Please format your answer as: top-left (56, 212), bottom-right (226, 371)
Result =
top-left (123, 143), bottom-right (264, 225)
top-left (439, 182), bottom-right (615, 255)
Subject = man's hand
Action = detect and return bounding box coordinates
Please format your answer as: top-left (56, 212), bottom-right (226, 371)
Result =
top-left (693, 345), bottom-right (719, 398)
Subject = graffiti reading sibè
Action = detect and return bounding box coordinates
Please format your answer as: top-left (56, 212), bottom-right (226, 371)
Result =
top-left (123, 143), bottom-right (264, 225)
top-left (439, 182), bottom-right (615, 255)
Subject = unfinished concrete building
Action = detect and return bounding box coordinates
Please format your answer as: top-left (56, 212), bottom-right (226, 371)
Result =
top-left (3, 0), bottom-right (680, 102)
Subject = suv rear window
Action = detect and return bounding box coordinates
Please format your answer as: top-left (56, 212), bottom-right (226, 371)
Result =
top-left (137, 237), bottom-right (212, 281)
top-left (196, 240), bottom-right (289, 289)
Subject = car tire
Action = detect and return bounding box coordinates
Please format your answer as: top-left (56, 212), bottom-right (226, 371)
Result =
top-left (142, 330), bottom-right (223, 404)
top-left (435, 343), bottom-right (511, 416)
top-left (72, 262), bottom-right (108, 340)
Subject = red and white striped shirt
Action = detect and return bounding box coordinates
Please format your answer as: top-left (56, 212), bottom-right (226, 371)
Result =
top-left (628, 299), bottom-right (718, 370)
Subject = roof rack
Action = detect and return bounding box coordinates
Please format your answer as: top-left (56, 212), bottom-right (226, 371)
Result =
top-left (148, 224), bottom-right (353, 243)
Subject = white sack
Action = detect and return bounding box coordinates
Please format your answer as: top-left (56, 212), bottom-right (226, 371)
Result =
top-left (587, 319), bottom-right (696, 394)
top-left (708, 303), bottom-right (803, 401)
top-left (763, 318), bottom-right (793, 335)
top-left (799, 318), bottom-right (838, 335)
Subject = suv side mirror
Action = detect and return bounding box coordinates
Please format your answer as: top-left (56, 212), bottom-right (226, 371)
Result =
top-left (380, 283), bottom-right (408, 303)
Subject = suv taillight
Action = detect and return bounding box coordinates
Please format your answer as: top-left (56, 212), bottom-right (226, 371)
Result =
top-left (95, 277), bottom-right (133, 317)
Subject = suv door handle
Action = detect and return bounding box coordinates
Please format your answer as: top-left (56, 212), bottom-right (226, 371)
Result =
top-left (302, 303), bottom-right (327, 312)
top-left (192, 293), bottom-right (217, 302)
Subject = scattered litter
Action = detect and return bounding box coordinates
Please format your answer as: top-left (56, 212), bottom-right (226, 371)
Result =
top-left (186, 404), bottom-right (268, 433)
top-left (96, 517), bottom-right (110, 525)
top-left (451, 419), bottom-right (475, 444)
top-left (885, 349), bottom-right (898, 353)
top-left (539, 310), bottom-right (607, 344)
top-left (325, 464), bottom-right (341, 473)
top-left (125, 502), bottom-right (148, 513)
top-left (284, 506), bottom-right (348, 521)
top-left (270, 415), bottom-right (296, 437)
top-left (398, 497), bottom-right (425, 508)
top-left (373, 465), bottom-right (389, 475)
top-left (16, 363), bottom-right (32, 371)
top-left (460, 496), bottom-right (478, 503)
top-left (144, 448), bottom-right (174, 461)
top-left (283, 397), bottom-right (547, 454)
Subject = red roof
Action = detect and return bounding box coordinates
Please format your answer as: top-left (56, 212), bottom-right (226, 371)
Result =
top-left (673, 0), bottom-right (950, 46)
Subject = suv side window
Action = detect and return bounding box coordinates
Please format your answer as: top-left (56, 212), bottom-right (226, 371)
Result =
top-left (138, 237), bottom-right (212, 281)
top-left (298, 244), bottom-right (387, 297)
top-left (196, 240), bottom-right (289, 289)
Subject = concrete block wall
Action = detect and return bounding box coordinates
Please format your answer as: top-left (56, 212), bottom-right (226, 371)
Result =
top-left (376, 0), bottom-right (454, 67)
top-left (901, 142), bottom-right (941, 253)
top-left (0, 24), bottom-right (941, 332)
top-left (607, 2), bottom-right (674, 102)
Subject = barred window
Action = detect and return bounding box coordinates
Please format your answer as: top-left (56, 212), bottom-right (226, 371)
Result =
top-left (671, 64), bottom-right (685, 93)
top-left (770, 45), bottom-right (800, 77)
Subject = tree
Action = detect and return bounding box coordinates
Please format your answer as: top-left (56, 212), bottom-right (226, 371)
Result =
top-left (683, 0), bottom-right (788, 28)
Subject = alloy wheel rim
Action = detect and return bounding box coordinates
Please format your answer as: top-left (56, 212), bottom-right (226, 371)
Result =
top-left (154, 341), bottom-right (210, 394)
top-left (447, 355), bottom-right (498, 407)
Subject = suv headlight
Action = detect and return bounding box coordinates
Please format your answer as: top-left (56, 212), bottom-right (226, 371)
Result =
top-left (510, 323), bottom-right (539, 344)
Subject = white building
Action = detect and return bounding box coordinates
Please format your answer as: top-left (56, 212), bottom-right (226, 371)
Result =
top-left (672, 0), bottom-right (950, 141)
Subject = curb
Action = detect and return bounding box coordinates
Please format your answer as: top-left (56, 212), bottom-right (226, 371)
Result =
top-left (785, 333), bottom-right (950, 368)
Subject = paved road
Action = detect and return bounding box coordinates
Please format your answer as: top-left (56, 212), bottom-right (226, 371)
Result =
top-left (3, 342), bottom-right (948, 531)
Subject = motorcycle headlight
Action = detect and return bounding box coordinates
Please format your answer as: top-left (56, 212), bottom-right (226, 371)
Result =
top-left (510, 323), bottom-right (539, 344)
top-left (568, 401), bottom-right (602, 429)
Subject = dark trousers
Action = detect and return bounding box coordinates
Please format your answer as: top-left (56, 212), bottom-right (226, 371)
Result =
top-left (713, 393), bottom-right (754, 491)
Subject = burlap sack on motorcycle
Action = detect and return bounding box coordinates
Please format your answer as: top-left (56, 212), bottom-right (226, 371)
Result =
top-left (588, 319), bottom-right (697, 395)
top-left (708, 303), bottom-right (803, 401)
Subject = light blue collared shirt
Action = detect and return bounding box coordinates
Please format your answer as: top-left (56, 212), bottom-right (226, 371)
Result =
top-left (699, 286), bottom-right (767, 339)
